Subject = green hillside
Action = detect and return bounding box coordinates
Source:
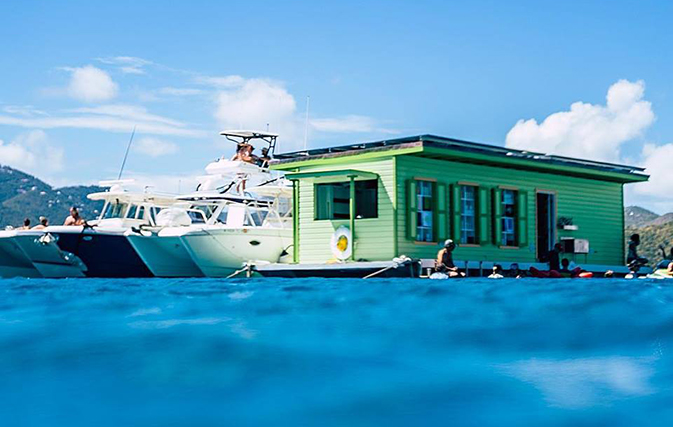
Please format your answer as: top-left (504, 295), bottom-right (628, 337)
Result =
top-left (0, 166), bottom-right (104, 228)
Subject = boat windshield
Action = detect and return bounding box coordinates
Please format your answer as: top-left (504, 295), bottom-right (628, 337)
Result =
top-left (187, 210), bottom-right (206, 224)
top-left (101, 202), bottom-right (128, 219)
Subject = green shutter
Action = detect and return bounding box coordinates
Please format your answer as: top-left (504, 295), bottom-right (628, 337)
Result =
top-left (435, 183), bottom-right (448, 241)
top-left (492, 188), bottom-right (502, 246)
top-left (478, 187), bottom-right (490, 245)
top-left (518, 190), bottom-right (528, 247)
top-left (407, 180), bottom-right (417, 241)
top-left (451, 184), bottom-right (461, 242)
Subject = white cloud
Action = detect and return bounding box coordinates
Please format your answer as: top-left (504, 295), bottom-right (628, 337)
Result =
top-left (506, 80), bottom-right (655, 162)
top-left (0, 130), bottom-right (64, 176)
top-left (624, 142), bottom-right (673, 212)
top-left (213, 77), bottom-right (301, 147)
top-left (133, 137), bottom-right (179, 157)
top-left (2, 105), bottom-right (48, 117)
top-left (97, 56), bottom-right (153, 75)
top-left (67, 65), bottom-right (119, 102)
top-left (68, 104), bottom-right (185, 127)
top-left (196, 75), bottom-right (246, 88)
top-left (157, 87), bottom-right (205, 96)
top-left (0, 105), bottom-right (205, 138)
top-left (207, 75), bottom-right (396, 151)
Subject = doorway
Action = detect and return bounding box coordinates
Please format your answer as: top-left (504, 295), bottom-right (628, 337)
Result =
top-left (536, 192), bottom-right (556, 261)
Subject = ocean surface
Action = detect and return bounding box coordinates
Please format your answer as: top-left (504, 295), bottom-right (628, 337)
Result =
top-left (1, 277), bottom-right (672, 427)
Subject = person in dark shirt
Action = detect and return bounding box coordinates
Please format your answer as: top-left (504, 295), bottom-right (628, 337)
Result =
top-left (627, 234), bottom-right (648, 266)
top-left (435, 239), bottom-right (465, 278)
top-left (548, 243), bottom-right (562, 272)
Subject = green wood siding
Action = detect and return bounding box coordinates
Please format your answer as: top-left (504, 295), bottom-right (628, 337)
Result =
top-left (396, 155), bottom-right (625, 265)
top-left (295, 158), bottom-right (395, 263)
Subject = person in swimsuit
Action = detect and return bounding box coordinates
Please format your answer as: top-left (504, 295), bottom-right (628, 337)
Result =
top-left (20, 218), bottom-right (31, 230)
top-left (64, 207), bottom-right (84, 226)
top-left (435, 239), bottom-right (465, 278)
top-left (32, 216), bottom-right (48, 230)
top-left (488, 264), bottom-right (504, 279)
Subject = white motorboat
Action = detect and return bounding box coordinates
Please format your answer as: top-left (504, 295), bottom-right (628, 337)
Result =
top-left (126, 130), bottom-right (293, 278)
top-left (125, 205), bottom-right (209, 277)
top-left (179, 192), bottom-right (293, 277)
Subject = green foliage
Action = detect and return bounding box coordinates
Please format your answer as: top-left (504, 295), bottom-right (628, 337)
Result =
top-left (0, 166), bottom-right (104, 228)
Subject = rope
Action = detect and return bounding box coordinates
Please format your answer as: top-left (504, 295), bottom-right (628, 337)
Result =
top-left (363, 255), bottom-right (413, 279)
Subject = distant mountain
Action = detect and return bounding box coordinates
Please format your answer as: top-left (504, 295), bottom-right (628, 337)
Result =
top-left (647, 212), bottom-right (673, 227)
top-left (624, 206), bottom-right (660, 228)
top-left (0, 165), bottom-right (104, 228)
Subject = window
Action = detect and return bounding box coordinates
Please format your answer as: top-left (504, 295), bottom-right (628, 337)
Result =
top-left (187, 210), bottom-right (207, 224)
top-left (126, 204), bottom-right (138, 219)
top-left (460, 186), bottom-right (477, 244)
top-left (501, 189), bottom-right (517, 246)
top-left (416, 180), bottom-right (434, 242)
top-left (102, 202), bottom-right (128, 219)
top-left (315, 180), bottom-right (378, 220)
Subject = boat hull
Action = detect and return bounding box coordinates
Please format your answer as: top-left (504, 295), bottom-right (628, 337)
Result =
top-left (11, 232), bottom-right (86, 278)
top-left (180, 227), bottom-right (292, 277)
top-left (126, 233), bottom-right (204, 277)
top-left (0, 233), bottom-right (41, 278)
top-left (48, 227), bottom-right (153, 278)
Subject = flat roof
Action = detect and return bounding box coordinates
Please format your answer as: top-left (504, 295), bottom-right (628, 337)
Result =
top-left (272, 134), bottom-right (648, 182)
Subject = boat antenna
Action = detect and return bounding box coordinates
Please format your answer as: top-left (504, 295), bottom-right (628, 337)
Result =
top-left (117, 125), bottom-right (136, 180)
top-left (303, 96), bottom-right (310, 151)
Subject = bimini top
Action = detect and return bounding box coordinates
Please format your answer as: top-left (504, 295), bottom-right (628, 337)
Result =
top-left (219, 130), bottom-right (279, 139)
top-left (271, 134), bottom-right (648, 183)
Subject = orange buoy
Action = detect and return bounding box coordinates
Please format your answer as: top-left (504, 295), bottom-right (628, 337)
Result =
top-left (579, 272), bottom-right (594, 279)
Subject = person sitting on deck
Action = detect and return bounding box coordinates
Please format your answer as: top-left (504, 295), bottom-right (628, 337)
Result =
top-left (488, 264), bottom-right (504, 279)
top-left (256, 147), bottom-right (271, 168)
top-left (506, 263), bottom-right (526, 278)
top-left (31, 216), bottom-right (48, 230)
top-left (627, 234), bottom-right (648, 267)
top-left (559, 258), bottom-right (583, 278)
top-left (435, 239), bottom-right (465, 278)
top-left (64, 207), bottom-right (84, 226)
top-left (20, 218), bottom-right (31, 230)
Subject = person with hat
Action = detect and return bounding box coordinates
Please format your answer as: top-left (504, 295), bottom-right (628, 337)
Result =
top-left (435, 239), bottom-right (465, 278)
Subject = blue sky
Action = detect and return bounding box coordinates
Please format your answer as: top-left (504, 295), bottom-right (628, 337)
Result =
top-left (1, 0), bottom-right (672, 211)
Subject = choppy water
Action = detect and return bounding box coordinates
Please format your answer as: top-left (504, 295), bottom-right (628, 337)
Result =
top-left (1, 277), bottom-right (673, 426)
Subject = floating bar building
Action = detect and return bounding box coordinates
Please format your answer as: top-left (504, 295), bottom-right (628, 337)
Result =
top-left (271, 134), bottom-right (648, 273)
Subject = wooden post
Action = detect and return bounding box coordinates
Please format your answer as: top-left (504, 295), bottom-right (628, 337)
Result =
top-left (349, 175), bottom-right (356, 261)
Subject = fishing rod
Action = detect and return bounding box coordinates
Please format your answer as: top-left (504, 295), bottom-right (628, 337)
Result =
top-left (117, 126), bottom-right (137, 180)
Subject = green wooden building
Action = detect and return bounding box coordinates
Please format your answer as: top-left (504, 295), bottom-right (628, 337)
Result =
top-left (271, 135), bottom-right (648, 270)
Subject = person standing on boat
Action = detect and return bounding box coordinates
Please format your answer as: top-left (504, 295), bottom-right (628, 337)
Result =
top-left (64, 207), bottom-right (84, 226)
top-left (435, 239), bottom-right (465, 278)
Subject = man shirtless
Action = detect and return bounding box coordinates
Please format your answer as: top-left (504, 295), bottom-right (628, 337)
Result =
top-left (64, 207), bottom-right (84, 226)
top-left (435, 239), bottom-right (465, 278)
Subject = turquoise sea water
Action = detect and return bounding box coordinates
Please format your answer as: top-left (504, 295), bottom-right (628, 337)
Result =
top-left (1, 277), bottom-right (672, 426)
